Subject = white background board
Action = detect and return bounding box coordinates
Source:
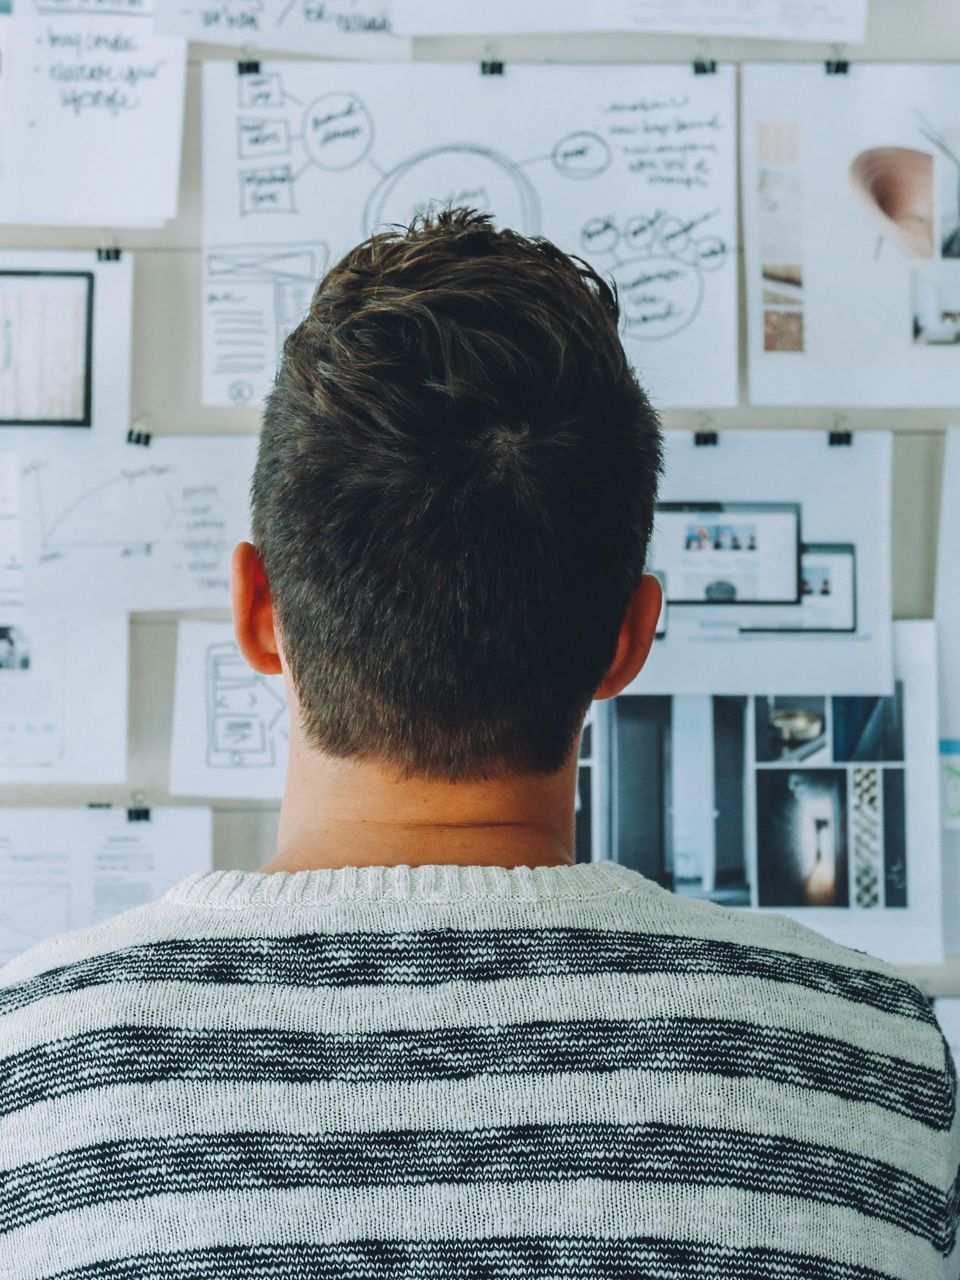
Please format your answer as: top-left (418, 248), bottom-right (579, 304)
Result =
top-left (0, 0), bottom-right (957, 995)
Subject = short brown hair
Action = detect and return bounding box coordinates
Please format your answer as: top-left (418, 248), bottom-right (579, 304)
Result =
top-left (252, 208), bottom-right (662, 780)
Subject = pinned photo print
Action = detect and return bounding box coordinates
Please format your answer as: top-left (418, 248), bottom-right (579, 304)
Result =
top-left (755, 768), bottom-right (849, 908)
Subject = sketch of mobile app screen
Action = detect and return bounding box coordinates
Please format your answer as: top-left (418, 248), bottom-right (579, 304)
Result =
top-left (740, 543), bottom-right (857, 634)
top-left (652, 501), bottom-right (800, 605)
top-left (0, 271), bottom-right (93, 427)
top-left (652, 569), bottom-right (667, 638)
top-left (205, 642), bottom-right (287, 769)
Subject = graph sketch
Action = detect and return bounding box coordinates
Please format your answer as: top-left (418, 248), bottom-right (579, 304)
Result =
top-left (203, 63), bottom-right (738, 407)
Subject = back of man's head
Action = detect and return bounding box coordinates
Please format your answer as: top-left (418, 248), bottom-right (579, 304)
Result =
top-left (252, 207), bottom-right (662, 781)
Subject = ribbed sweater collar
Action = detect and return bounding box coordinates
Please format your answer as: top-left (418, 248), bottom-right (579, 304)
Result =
top-left (165, 860), bottom-right (651, 907)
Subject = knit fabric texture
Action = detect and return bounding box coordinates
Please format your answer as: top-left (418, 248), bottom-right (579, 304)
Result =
top-left (0, 858), bottom-right (957, 1280)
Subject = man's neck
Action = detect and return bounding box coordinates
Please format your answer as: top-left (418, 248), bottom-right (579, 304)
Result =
top-left (258, 726), bottom-right (578, 874)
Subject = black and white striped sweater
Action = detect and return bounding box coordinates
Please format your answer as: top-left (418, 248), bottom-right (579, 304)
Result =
top-left (0, 860), bottom-right (957, 1280)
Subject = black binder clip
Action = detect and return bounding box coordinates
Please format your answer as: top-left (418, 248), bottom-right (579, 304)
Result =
top-left (97, 247), bottom-right (121, 262)
top-left (829, 431), bottom-right (853, 446)
top-left (693, 58), bottom-right (717, 75)
top-left (694, 431), bottom-right (718, 447)
top-left (127, 427), bottom-right (152, 447)
top-left (127, 807), bottom-right (151, 822)
top-left (825, 59), bottom-right (849, 75)
top-left (481, 60), bottom-right (504, 75)
top-left (238, 59), bottom-right (260, 75)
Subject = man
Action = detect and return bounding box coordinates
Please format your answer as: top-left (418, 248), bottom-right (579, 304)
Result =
top-left (1, 209), bottom-right (957, 1279)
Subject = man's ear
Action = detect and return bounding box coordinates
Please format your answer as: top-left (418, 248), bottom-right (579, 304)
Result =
top-left (231, 541), bottom-right (283, 675)
top-left (594, 572), bottom-right (663, 700)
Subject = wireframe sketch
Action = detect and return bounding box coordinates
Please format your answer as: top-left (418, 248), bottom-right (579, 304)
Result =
top-left (203, 63), bottom-right (737, 407)
top-left (0, 883), bottom-right (70, 964)
top-left (205, 641), bottom-right (288, 768)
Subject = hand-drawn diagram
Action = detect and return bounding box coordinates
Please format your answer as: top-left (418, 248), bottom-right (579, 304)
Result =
top-left (0, 883), bottom-right (71, 964)
top-left (156, 0), bottom-right (408, 60)
top-left (204, 241), bottom-right (327, 405)
top-left (205, 640), bottom-right (289, 768)
top-left (203, 63), bottom-right (738, 407)
top-left (19, 438), bottom-right (257, 612)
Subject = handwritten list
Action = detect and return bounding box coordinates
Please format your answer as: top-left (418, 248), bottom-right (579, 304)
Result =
top-left (1, 0), bottom-right (186, 225)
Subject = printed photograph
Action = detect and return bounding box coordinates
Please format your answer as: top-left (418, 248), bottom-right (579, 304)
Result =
top-left (755, 768), bottom-right (849, 907)
top-left (923, 120), bottom-right (960, 256)
top-left (832, 681), bottom-right (905, 762)
top-left (0, 625), bottom-right (30, 671)
top-left (611, 696), bottom-right (751, 907)
top-left (912, 263), bottom-right (960, 343)
top-left (849, 145), bottom-right (935, 259)
top-left (754, 696), bottom-right (828, 764)
top-left (763, 308), bottom-right (804, 352)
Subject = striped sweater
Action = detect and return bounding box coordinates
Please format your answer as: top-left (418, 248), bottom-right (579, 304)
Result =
top-left (0, 859), bottom-right (957, 1280)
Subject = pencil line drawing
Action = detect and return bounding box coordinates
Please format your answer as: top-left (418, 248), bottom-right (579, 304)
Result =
top-left (205, 640), bottom-right (288, 768)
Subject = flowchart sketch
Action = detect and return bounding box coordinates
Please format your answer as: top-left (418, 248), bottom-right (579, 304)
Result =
top-left (0, 807), bottom-right (212, 968)
top-left (634, 431), bottom-right (893, 697)
top-left (0, 251), bottom-right (131, 433)
top-left (393, 0), bottom-right (867, 42)
top-left (155, 0), bottom-right (409, 59)
top-left (2, 0), bottom-right (186, 227)
top-left (203, 62), bottom-right (738, 408)
top-left (18, 434), bottom-right (257, 612)
top-left (743, 65), bottom-right (960, 406)
top-left (170, 620), bottom-right (289, 799)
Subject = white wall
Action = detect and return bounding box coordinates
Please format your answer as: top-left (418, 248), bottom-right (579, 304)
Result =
top-left (1, 0), bottom-right (957, 990)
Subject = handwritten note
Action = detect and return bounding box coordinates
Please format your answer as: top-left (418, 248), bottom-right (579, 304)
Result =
top-left (392, 0), bottom-right (867, 42)
top-left (203, 62), bottom-right (737, 408)
top-left (2, 0), bottom-right (186, 226)
top-left (155, 0), bottom-right (409, 59)
top-left (18, 435), bottom-right (257, 611)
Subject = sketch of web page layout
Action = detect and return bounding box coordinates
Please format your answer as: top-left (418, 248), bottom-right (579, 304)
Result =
top-left (655, 502), bottom-right (800, 604)
top-left (392, 0), bottom-right (866, 41)
top-left (3, 0), bottom-right (185, 226)
top-left (202, 62), bottom-right (737, 407)
top-left (743, 65), bottom-right (960, 407)
top-left (635, 430), bottom-right (893, 696)
top-left (170, 620), bottom-right (288, 799)
top-left (155, 0), bottom-right (409, 58)
top-left (17, 435), bottom-right (257, 612)
top-left (0, 807), bottom-right (212, 968)
top-left (0, 251), bottom-right (132, 432)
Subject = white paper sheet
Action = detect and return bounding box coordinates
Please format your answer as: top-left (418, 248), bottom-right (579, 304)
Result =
top-left (393, 0), bottom-right (867, 42)
top-left (743, 64), bottom-right (960, 407)
top-left (17, 434), bottom-right (257, 613)
top-left (935, 426), bottom-right (960, 952)
top-left (0, 449), bottom-right (128, 782)
top-left (170, 619), bottom-right (288, 800)
top-left (934, 998), bottom-right (960, 1062)
top-left (0, 806), bottom-right (213, 967)
top-left (1, 0), bottom-right (185, 227)
top-left (0, 251), bottom-right (132, 434)
top-left (202, 61), bottom-right (738, 409)
top-left (633, 430), bottom-right (893, 696)
top-left (612, 621), bottom-right (942, 967)
top-left (155, 0), bottom-right (409, 58)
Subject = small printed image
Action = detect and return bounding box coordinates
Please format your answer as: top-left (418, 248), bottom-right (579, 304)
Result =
top-left (923, 122), bottom-right (960, 257)
top-left (849, 146), bottom-right (934, 260)
top-left (575, 710), bottom-right (594, 863)
top-left (832, 681), bottom-right (905, 762)
top-left (764, 308), bottom-right (804, 352)
top-left (756, 768), bottom-right (849, 907)
top-left (763, 286), bottom-right (801, 306)
top-left (611, 696), bottom-right (750, 908)
top-left (802, 565), bottom-right (833, 596)
top-left (0, 624), bottom-right (30, 671)
top-left (754, 696), bottom-right (827, 764)
top-left (758, 121), bottom-right (800, 168)
top-left (684, 524), bottom-right (757, 552)
top-left (851, 766), bottom-right (882, 908)
top-left (912, 264), bottom-right (960, 344)
top-left (882, 768), bottom-right (908, 907)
